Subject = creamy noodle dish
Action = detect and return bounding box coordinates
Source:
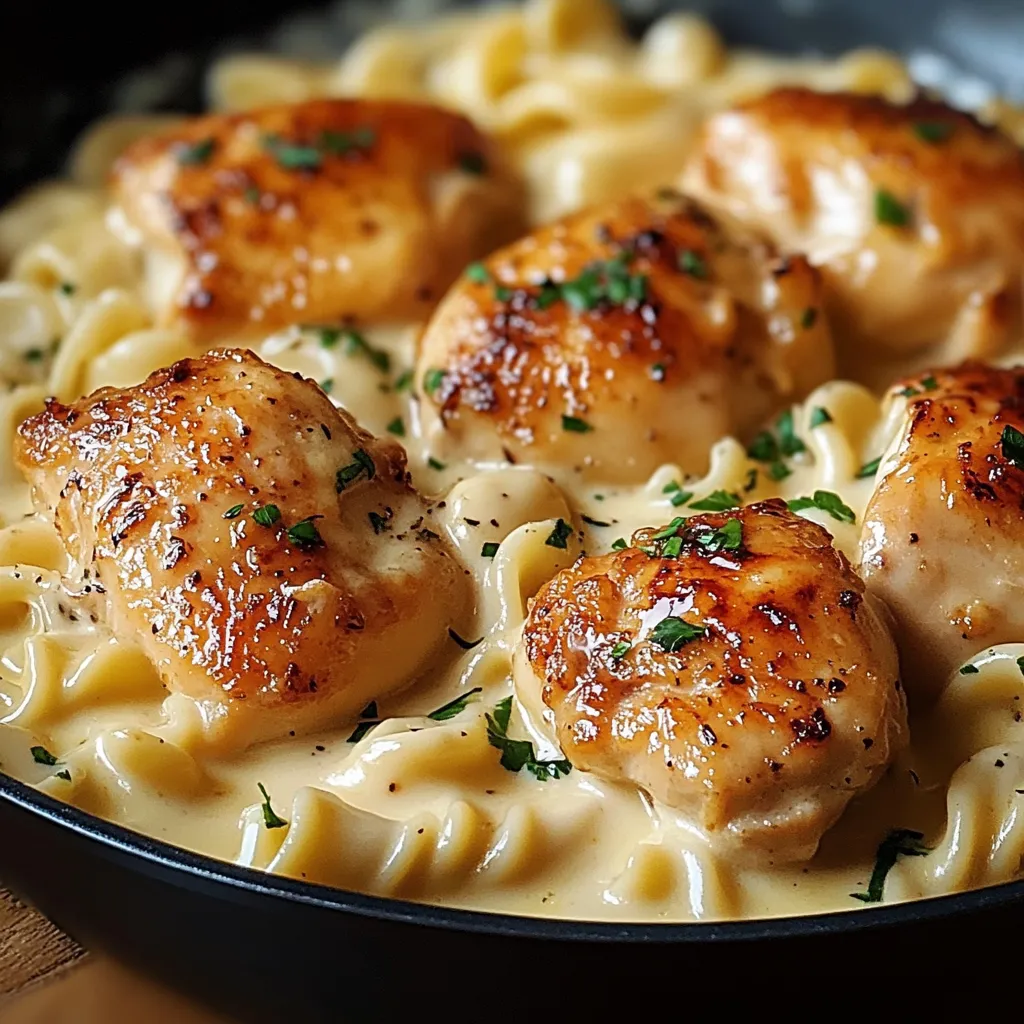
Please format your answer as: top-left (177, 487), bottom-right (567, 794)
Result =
top-left (5, 0), bottom-right (1024, 924)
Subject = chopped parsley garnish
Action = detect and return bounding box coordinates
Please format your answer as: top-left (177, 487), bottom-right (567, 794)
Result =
top-left (787, 490), bottom-right (856, 524)
top-left (244, 186), bottom-right (261, 205)
top-left (262, 134), bottom-right (322, 170)
top-left (252, 504), bottom-right (281, 527)
top-left (610, 641), bottom-right (631, 659)
top-left (423, 368), bottom-right (445, 395)
top-left (346, 702), bottom-right (380, 743)
top-left (648, 617), bottom-right (706, 652)
top-left (561, 414), bottom-right (593, 433)
top-left (23, 348), bottom-right (45, 362)
top-left (768, 461), bottom-right (792, 481)
top-left (545, 518), bottom-right (573, 549)
top-left (318, 126), bottom-right (375, 155)
top-left (651, 517), bottom-right (686, 541)
top-left (30, 745), bottom-right (59, 766)
top-left (560, 255), bottom-right (647, 311)
top-left (851, 828), bottom-right (930, 903)
top-left (801, 307), bottom-right (818, 329)
top-left (336, 449), bottom-right (376, 492)
top-left (481, 541), bottom-right (500, 558)
top-left (650, 363), bottom-right (666, 382)
top-left (809, 407), bottom-right (832, 428)
top-left (223, 504), bottom-right (245, 520)
top-left (368, 511), bottom-right (391, 534)
top-left (394, 369), bottom-right (414, 392)
top-left (611, 538), bottom-right (627, 551)
top-left (427, 687), bottom-right (483, 721)
top-left (898, 375), bottom-right (938, 398)
top-left (56, 770), bottom-right (71, 782)
top-left (448, 628), bottom-right (483, 650)
top-left (744, 468), bottom-right (758, 492)
top-left (747, 431), bottom-right (779, 463)
top-left (257, 783), bottom-right (288, 829)
top-left (913, 121), bottom-right (953, 144)
top-left (494, 285), bottom-right (514, 302)
top-left (176, 137), bottom-right (216, 166)
top-left (320, 378), bottom-right (334, 394)
top-left (485, 696), bottom-right (572, 781)
top-left (922, 375), bottom-right (938, 391)
top-left (458, 151), bottom-right (488, 175)
top-left (581, 514), bottom-right (610, 527)
top-left (857, 456), bottom-right (882, 479)
top-left (386, 416), bottom-right (405, 437)
top-left (689, 490), bottom-right (741, 512)
top-left (678, 249), bottom-right (708, 279)
top-left (343, 329), bottom-right (390, 372)
top-left (662, 481), bottom-right (693, 507)
top-left (287, 515), bottom-right (324, 549)
top-left (1001, 424), bottom-right (1024, 468)
top-left (428, 457), bottom-right (446, 471)
top-left (776, 409), bottom-right (805, 456)
top-left (59, 281), bottom-right (76, 296)
top-left (692, 517), bottom-right (743, 554)
top-left (959, 664), bottom-right (979, 675)
top-left (466, 262), bottom-right (490, 284)
top-left (874, 189), bottom-right (910, 227)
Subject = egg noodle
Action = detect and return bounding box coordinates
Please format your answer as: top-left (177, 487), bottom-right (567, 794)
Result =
top-left (0, 0), bottom-right (1022, 922)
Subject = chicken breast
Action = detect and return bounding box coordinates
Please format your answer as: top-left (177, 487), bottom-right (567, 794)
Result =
top-left (417, 190), bottom-right (834, 483)
top-left (860, 363), bottom-right (1024, 703)
top-left (515, 500), bottom-right (906, 862)
top-left (112, 99), bottom-right (525, 342)
top-left (684, 88), bottom-right (1024, 377)
top-left (15, 349), bottom-right (467, 749)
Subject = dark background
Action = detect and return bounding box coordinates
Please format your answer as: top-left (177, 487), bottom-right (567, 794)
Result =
top-left (1, 0), bottom-right (1023, 202)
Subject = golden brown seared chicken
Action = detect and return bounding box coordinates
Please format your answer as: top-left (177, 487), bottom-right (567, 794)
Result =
top-left (684, 88), bottom-right (1024, 375)
top-left (514, 500), bottom-right (906, 862)
top-left (15, 350), bottom-right (467, 749)
top-left (860, 363), bottom-right (1024, 702)
top-left (112, 99), bottom-right (524, 342)
top-left (416, 190), bottom-right (834, 483)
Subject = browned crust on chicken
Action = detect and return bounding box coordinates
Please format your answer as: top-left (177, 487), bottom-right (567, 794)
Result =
top-left (685, 88), bottom-right (1024, 367)
top-left (860, 362), bottom-right (1024, 699)
top-left (112, 99), bottom-right (525, 340)
top-left (418, 190), bottom-right (834, 482)
top-left (518, 499), bottom-right (906, 861)
top-left (16, 349), bottom-right (466, 747)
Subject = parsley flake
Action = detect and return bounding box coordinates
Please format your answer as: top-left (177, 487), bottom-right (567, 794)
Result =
top-left (801, 307), bottom-right (818, 329)
top-left (561, 414), bottom-right (593, 433)
top-left (223, 504), bottom-right (245, 520)
top-left (428, 457), bottom-right (446, 471)
top-left (287, 515), bottom-right (324, 549)
top-left (59, 281), bottom-right (76, 296)
top-left (874, 189), bottom-right (910, 227)
top-left (458, 151), bottom-right (487, 175)
top-left (959, 664), bottom-right (980, 675)
top-left (448, 628), bottom-right (483, 650)
top-left (689, 490), bottom-right (741, 512)
top-left (851, 828), bottom-right (930, 903)
top-left (581, 514), bottom-right (610, 528)
top-left (678, 249), bottom-right (708, 278)
top-left (810, 407), bottom-right (832, 428)
top-left (857, 456), bottom-right (882, 479)
top-left (336, 449), bottom-right (376, 492)
top-left (777, 409), bottom-right (805, 456)
top-left (423, 368), bottom-right (445, 395)
top-left (257, 783), bottom-right (289, 829)
top-left (176, 137), bottom-right (216, 166)
top-left (320, 378), bottom-right (334, 394)
top-left (1017, 656), bottom-right (1024, 677)
top-left (913, 121), bottom-right (953, 144)
top-left (31, 745), bottom-right (59, 766)
top-left (1001, 424), bottom-right (1024, 468)
top-left (692, 518), bottom-right (743, 554)
top-left (611, 538), bottom-right (627, 551)
top-left (393, 369), bottom-right (414, 392)
top-left (343, 329), bottom-right (390, 372)
top-left (610, 641), bottom-right (631, 659)
top-left (481, 541), bottom-right (500, 558)
top-left (545, 518), bottom-right (573, 549)
top-left (368, 511), bottom-right (391, 534)
top-left (56, 769), bottom-right (71, 782)
top-left (252, 504), bottom-right (281, 527)
top-left (386, 416), bottom-right (405, 437)
top-left (262, 134), bottom-right (322, 170)
top-left (648, 617), bottom-right (706, 652)
top-left (787, 490), bottom-right (856, 524)
top-left (466, 262), bottom-right (490, 284)
top-left (485, 696), bottom-right (572, 781)
top-left (346, 702), bottom-right (380, 743)
top-left (428, 687), bottom-right (483, 721)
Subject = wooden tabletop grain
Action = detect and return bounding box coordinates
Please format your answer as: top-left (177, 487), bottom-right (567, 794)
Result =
top-left (0, 891), bottom-right (227, 1022)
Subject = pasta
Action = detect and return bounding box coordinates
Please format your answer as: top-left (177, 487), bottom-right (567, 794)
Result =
top-left (1, 0), bottom-right (1023, 925)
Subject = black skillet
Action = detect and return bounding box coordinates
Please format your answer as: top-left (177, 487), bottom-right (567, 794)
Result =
top-left (1, 2), bottom-right (1023, 1018)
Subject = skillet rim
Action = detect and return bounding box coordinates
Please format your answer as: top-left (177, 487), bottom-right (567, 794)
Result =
top-left (3, 767), bottom-right (1023, 941)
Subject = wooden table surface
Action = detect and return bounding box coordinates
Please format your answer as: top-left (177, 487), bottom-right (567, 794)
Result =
top-left (0, 891), bottom-right (227, 1022)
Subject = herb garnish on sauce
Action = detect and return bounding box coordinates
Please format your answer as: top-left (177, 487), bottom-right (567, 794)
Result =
top-left (257, 783), bottom-right (288, 829)
top-left (485, 696), bottom-right (572, 781)
top-left (851, 828), bottom-right (930, 903)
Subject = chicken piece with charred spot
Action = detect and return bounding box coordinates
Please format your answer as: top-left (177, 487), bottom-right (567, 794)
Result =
top-left (514, 500), bottom-right (906, 862)
top-left (416, 190), bottom-right (834, 484)
top-left (16, 349), bottom-right (468, 749)
top-left (112, 98), bottom-right (525, 342)
top-left (860, 363), bottom-right (1024, 702)
top-left (684, 88), bottom-right (1024, 380)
